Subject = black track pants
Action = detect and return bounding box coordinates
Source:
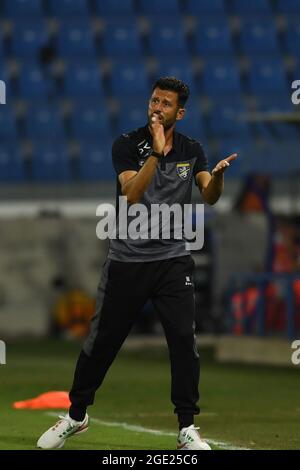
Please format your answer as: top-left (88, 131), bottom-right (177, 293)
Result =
top-left (69, 255), bottom-right (200, 420)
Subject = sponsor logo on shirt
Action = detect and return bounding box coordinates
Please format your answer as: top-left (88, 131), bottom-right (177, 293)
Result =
top-left (137, 139), bottom-right (152, 166)
top-left (138, 140), bottom-right (152, 156)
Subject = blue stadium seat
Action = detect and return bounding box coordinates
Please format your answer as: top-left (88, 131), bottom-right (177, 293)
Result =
top-left (194, 19), bottom-right (233, 56)
top-left (248, 58), bottom-right (287, 94)
top-left (116, 98), bottom-right (147, 134)
top-left (18, 63), bottom-right (53, 98)
top-left (0, 106), bottom-right (17, 140)
top-left (239, 20), bottom-right (279, 54)
top-left (277, 0), bottom-right (300, 14)
top-left (218, 138), bottom-right (256, 177)
top-left (25, 103), bottom-right (65, 139)
top-left (202, 59), bottom-right (241, 95)
top-left (0, 34), bottom-right (4, 58)
top-left (254, 142), bottom-right (292, 176)
top-left (57, 20), bottom-right (96, 58)
top-left (221, 138), bottom-right (299, 177)
top-left (156, 59), bottom-right (196, 93)
top-left (186, 0), bottom-right (225, 15)
top-left (255, 121), bottom-right (300, 141)
top-left (231, 0), bottom-right (272, 15)
top-left (252, 94), bottom-right (298, 141)
top-left (176, 104), bottom-right (205, 141)
top-left (64, 62), bottom-right (103, 97)
top-left (78, 141), bottom-right (115, 180)
top-left (254, 148), bottom-right (282, 176)
top-left (283, 20), bottom-right (300, 55)
top-left (256, 94), bottom-right (294, 112)
top-left (293, 64), bottom-right (300, 84)
top-left (208, 98), bottom-right (249, 137)
top-left (95, 0), bottom-right (135, 17)
top-left (102, 20), bottom-right (142, 58)
top-left (49, 0), bottom-right (89, 17)
top-left (270, 142), bottom-right (299, 174)
top-left (147, 19), bottom-right (188, 57)
top-left (70, 102), bottom-right (111, 138)
top-left (32, 142), bottom-right (72, 181)
top-left (139, 0), bottom-right (180, 16)
top-left (4, 0), bottom-right (43, 18)
top-left (0, 144), bottom-right (25, 182)
top-left (111, 61), bottom-right (149, 98)
top-left (11, 21), bottom-right (48, 57)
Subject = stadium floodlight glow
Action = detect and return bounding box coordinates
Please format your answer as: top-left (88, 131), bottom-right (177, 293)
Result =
top-left (0, 80), bottom-right (6, 104)
top-left (291, 80), bottom-right (300, 105)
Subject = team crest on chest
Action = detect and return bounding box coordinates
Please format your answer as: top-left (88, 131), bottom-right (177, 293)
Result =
top-left (176, 163), bottom-right (191, 180)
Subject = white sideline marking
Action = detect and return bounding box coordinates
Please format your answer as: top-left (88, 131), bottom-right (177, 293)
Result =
top-left (45, 412), bottom-right (251, 450)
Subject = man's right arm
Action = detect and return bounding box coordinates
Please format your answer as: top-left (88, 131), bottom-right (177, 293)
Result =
top-left (119, 156), bottom-right (160, 204)
top-left (117, 114), bottom-right (165, 204)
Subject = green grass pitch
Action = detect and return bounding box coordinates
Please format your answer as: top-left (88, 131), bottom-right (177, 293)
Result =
top-left (1, 339), bottom-right (300, 450)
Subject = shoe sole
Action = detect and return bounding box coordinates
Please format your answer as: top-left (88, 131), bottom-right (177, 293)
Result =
top-left (177, 442), bottom-right (211, 451)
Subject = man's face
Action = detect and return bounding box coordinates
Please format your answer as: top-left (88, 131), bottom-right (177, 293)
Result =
top-left (148, 88), bottom-right (185, 130)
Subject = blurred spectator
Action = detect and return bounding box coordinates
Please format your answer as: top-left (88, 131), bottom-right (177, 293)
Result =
top-left (50, 277), bottom-right (95, 339)
top-left (234, 174), bottom-right (271, 214)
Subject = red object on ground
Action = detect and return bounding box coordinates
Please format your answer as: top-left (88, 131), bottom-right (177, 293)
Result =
top-left (13, 391), bottom-right (71, 409)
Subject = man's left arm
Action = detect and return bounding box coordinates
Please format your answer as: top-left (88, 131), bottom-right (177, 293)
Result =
top-left (196, 154), bottom-right (238, 205)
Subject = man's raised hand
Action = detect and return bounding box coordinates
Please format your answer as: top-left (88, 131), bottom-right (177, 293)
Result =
top-left (211, 153), bottom-right (238, 177)
top-left (149, 112), bottom-right (165, 154)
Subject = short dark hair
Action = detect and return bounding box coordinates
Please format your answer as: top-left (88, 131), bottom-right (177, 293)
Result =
top-left (151, 77), bottom-right (190, 107)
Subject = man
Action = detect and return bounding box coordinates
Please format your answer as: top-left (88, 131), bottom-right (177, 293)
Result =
top-left (37, 77), bottom-right (237, 450)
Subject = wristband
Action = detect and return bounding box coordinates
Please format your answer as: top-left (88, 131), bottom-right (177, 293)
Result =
top-left (151, 150), bottom-right (164, 159)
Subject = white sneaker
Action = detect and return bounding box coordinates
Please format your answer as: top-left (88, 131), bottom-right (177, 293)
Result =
top-left (177, 425), bottom-right (211, 450)
top-left (37, 413), bottom-right (89, 449)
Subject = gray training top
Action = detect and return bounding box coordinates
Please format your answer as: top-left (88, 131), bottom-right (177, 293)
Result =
top-left (108, 125), bottom-right (208, 262)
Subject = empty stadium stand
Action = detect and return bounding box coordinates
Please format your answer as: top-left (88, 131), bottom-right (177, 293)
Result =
top-left (0, 0), bottom-right (298, 182)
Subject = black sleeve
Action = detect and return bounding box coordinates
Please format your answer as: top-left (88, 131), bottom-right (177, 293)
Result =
top-left (193, 142), bottom-right (209, 176)
top-left (112, 134), bottom-right (139, 176)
